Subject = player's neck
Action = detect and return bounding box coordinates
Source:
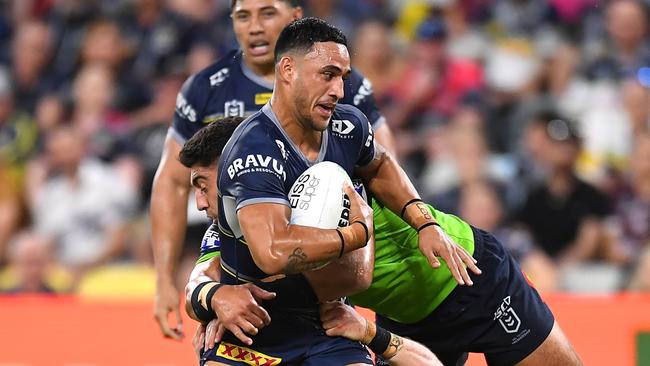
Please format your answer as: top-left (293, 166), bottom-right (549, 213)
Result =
top-left (271, 96), bottom-right (322, 160)
top-left (242, 57), bottom-right (275, 82)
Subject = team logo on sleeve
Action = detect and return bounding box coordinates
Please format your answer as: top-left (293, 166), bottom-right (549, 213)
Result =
top-left (353, 78), bottom-right (373, 105)
top-left (224, 99), bottom-right (245, 117)
top-left (209, 67), bottom-right (229, 86)
top-left (216, 341), bottom-right (281, 366)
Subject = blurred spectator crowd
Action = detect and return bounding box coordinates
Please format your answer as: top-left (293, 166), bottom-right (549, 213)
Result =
top-left (0, 0), bottom-right (648, 296)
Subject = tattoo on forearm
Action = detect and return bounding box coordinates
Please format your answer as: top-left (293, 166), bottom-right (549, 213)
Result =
top-left (383, 333), bottom-right (404, 360)
top-left (415, 203), bottom-right (432, 220)
top-left (285, 248), bottom-right (328, 274)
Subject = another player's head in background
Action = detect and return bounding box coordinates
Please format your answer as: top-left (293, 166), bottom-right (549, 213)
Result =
top-left (272, 17), bottom-right (350, 132)
top-left (231, 0), bottom-right (303, 76)
top-left (179, 116), bottom-right (245, 220)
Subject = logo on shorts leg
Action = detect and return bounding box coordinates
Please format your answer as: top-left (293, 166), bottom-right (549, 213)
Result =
top-left (216, 341), bottom-right (282, 366)
top-left (494, 296), bottom-right (521, 334)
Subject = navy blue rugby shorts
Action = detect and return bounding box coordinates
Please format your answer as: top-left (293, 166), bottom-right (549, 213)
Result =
top-left (376, 227), bottom-right (555, 366)
top-left (201, 306), bottom-right (372, 366)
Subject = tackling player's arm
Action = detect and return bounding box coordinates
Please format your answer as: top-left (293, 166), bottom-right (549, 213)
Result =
top-left (150, 133), bottom-right (190, 340)
top-left (320, 301), bottom-right (442, 366)
top-left (237, 183), bottom-right (372, 275)
top-left (185, 255), bottom-right (276, 346)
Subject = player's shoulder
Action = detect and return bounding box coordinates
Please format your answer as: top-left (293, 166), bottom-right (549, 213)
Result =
top-left (184, 49), bottom-right (243, 91)
top-left (221, 109), bottom-right (279, 158)
top-left (332, 103), bottom-right (370, 126)
top-left (219, 109), bottom-right (288, 183)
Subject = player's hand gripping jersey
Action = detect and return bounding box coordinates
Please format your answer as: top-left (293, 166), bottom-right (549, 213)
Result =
top-left (170, 50), bottom-right (385, 145)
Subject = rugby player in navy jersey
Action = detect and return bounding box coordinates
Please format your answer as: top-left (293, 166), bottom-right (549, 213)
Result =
top-left (190, 17), bottom-right (478, 365)
top-left (151, 0), bottom-right (395, 340)
top-left (180, 118), bottom-right (443, 366)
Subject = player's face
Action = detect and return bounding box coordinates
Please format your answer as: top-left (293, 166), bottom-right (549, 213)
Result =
top-left (190, 163), bottom-right (218, 220)
top-left (292, 42), bottom-right (351, 131)
top-left (232, 0), bottom-right (302, 68)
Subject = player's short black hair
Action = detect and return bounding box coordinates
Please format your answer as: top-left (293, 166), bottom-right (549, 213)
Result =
top-left (179, 116), bottom-right (245, 168)
top-left (230, 0), bottom-right (300, 9)
top-left (274, 17), bottom-right (347, 64)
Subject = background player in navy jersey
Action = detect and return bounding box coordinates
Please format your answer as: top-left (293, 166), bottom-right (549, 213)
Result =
top-left (151, 0), bottom-right (396, 340)
top-left (201, 17), bottom-right (477, 365)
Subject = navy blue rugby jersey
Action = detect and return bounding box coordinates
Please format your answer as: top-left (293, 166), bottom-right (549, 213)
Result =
top-left (169, 49), bottom-right (385, 145)
top-left (216, 102), bottom-right (375, 307)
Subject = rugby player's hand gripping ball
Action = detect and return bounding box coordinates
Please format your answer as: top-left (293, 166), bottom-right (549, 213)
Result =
top-left (289, 161), bottom-right (372, 259)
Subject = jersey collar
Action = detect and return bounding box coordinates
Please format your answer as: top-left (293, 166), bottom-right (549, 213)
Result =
top-left (262, 103), bottom-right (329, 166)
top-left (238, 51), bottom-right (275, 90)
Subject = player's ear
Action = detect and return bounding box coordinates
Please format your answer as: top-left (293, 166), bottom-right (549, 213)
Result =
top-left (292, 7), bottom-right (303, 20)
top-left (278, 55), bottom-right (295, 82)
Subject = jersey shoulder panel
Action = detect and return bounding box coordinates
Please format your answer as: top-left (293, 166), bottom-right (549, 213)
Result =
top-left (332, 103), bottom-right (373, 140)
top-left (218, 112), bottom-right (288, 209)
top-left (331, 104), bottom-right (375, 167)
top-left (192, 49), bottom-right (242, 89)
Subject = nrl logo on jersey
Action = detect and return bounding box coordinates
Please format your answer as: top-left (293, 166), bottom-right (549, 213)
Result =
top-left (331, 119), bottom-right (355, 135)
top-left (210, 67), bottom-right (229, 86)
top-left (224, 99), bottom-right (244, 117)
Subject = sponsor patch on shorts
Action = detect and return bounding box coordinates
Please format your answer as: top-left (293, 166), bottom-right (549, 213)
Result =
top-left (216, 341), bottom-right (282, 366)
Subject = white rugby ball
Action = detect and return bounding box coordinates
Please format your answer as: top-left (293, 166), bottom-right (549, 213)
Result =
top-left (289, 161), bottom-right (353, 230)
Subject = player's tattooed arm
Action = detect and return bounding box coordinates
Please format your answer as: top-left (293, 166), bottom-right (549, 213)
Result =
top-left (383, 333), bottom-right (405, 359)
top-left (238, 189), bottom-right (370, 275)
top-left (285, 248), bottom-right (328, 274)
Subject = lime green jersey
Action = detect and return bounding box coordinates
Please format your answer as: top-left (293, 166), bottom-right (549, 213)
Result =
top-left (349, 200), bottom-right (475, 324)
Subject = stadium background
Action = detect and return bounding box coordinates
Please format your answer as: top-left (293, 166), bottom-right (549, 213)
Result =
top-left (0, 0), bottom-right (648, 365)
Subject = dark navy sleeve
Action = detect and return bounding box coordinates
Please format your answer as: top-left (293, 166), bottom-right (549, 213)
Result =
top-left (354, 107), bottom-right (376, 167)
top-left (220, 138), bottom-right (289, 211)
top-left (196, 221), bottom-right (220, 264)
top-left (170, 74), bottom-right (208, 144)
top-left (345, 69), bottom-right (385, 129)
